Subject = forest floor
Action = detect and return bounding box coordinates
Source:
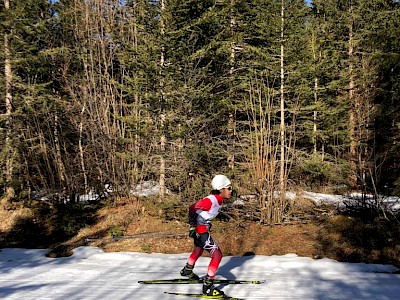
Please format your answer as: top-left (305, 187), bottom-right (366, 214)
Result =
top-left (1, 196), bottom-right (399, 268)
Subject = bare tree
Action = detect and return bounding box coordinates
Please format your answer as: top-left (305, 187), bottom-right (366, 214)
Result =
top-left (69, 0), bottom-right (137, 191)
top-left (245, 78), bottom-right (280, 223)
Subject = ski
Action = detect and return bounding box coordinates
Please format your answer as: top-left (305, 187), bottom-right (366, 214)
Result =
top-left (164, 291), bottom-right (244, 300)
top-left (139, 278), bottom-right (264, 285)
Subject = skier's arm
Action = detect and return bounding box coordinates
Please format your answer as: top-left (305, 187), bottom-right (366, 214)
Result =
top-left (188, 198), bottom-right (212, 225)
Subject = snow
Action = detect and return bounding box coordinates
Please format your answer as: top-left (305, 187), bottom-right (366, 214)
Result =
top-left (300, 192), bottom-right (400, 212)
top-left (31, 181), bottom-right (170, 203)
top-left (9, 187), bottom-right (400, 299)
top-left (0, 247), bottom-right (399, 299)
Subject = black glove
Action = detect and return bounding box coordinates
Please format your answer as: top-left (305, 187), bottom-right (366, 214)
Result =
top-left (189, 226), bottom-right (199, 239)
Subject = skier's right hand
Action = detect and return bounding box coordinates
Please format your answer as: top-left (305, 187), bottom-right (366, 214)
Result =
top-left (189, 226), bottom-right (199, 239)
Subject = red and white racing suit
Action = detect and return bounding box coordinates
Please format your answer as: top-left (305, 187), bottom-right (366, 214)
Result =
top-left (187, 194), bottom-right (224, 279)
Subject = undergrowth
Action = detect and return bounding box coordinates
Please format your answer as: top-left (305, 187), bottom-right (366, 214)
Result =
top-left (0, 196), bottom-right (399, 268)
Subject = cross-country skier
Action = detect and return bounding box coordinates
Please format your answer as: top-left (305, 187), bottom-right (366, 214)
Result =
top-left (180, 174), bottom-right (233, 297)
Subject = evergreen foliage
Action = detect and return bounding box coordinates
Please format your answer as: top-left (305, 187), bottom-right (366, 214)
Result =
top-left (1, 0), bottom-right (399, 219)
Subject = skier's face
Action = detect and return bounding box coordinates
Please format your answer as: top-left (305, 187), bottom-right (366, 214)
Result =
top-left (220, 186), bottom-right (232, 199)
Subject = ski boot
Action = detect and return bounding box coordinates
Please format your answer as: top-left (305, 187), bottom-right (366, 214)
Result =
top-left (180, 264), bottom-right (200, 280)
top-left (203, 277), bottom-right (225, 297)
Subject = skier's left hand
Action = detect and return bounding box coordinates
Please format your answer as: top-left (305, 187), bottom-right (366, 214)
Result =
top-left (207, 222), bottom-right (212, 231)
top-left (189, 227), bottom-right (199, 239)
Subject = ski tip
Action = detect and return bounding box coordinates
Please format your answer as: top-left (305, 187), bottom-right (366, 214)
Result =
top-left (256, 279), bottom-right (267, 284)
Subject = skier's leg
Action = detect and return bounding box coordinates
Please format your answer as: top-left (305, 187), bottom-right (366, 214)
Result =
top-left (196, 232), bottom-right (222, 278)
top-left (202, 249), bottom-right (224, 296)
top-left (206, 247), bottom-right (222, 279)
top-left (187, 246), bottom-right (204, 266)
top-left (196, 232), bottom-right (224, 296)
top-left (181, 239), bottom-right (204, 279)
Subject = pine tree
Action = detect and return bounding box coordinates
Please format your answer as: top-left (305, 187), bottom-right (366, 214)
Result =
top-left (297, 0), bottom-right (350, 187)
top-left (0, 0), bottom-right (64, 196)
top-left (308, 0), bottom-right (400, 194)
top-left (363, 0), bottom-right (400, 194)
top-left (114, 0), bottom-right (160, 188)
top-left (163, 0), bottom-right (233, 193)
top-left (344, 0), bottom-right (398, 191)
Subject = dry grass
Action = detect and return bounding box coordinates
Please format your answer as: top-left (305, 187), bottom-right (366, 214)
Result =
top-left (0, 198), bottom-right (33, 239)
top-left (83, 217), bottom-right (320, 258)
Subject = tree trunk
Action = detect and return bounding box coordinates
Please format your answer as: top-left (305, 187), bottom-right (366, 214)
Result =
top-left (227, 0), bottom-right (236, 170)
top-left (79, 103), bottom-right (88, 192)
top-left (311, 30), bottom-right (318, 155)
top-left (348, 5), bottom-right (358, 189)
top-left (279, 0), bottom-right (286, 223)
top-left (159, 0), bottom-right (166, 199)
top-left (4, 0), bottom-right (15, 199)
top-left (311, 31), bottom-right (324, 161)
top-left (54, 113), bottom-right (66, 189)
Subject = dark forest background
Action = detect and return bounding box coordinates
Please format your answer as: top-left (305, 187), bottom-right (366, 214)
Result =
top-left (1, 0), bottom-right (399, 225)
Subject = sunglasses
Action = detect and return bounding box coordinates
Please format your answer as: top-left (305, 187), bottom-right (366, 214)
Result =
top-left (224, 186), bottom-right (232, 191)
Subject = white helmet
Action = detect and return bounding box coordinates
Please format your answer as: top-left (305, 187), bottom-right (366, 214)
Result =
top-left (211, 175), bottom-right (231, 190)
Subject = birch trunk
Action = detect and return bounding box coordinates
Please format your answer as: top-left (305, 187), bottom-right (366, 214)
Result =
top-left (311, 30), bottom-right (318, 155)
top-left (54, 113), bottom-right (66, 188)
top-left (348, 5), bottom-right (358, 188)
top-left (227, 0), bottom-right (236, 170)
top-left (4, 0), bottom-right (15, 199)
top-left (279, 0), bottom-right (286, 223)
top-left (132, 17), bottom-right (140, 186)
top-left (79, 104), bottom-right (88, 192)
top-left (311, 30), bottom-right (324, 161)
top-left (159, 0), bottom-right (166, 199)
